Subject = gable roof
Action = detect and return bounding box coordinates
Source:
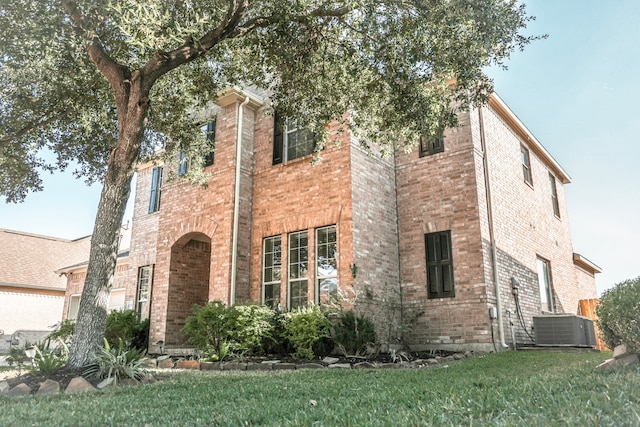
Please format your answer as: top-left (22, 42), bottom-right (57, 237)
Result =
top-left (0, 228), bottom-right (91, 290)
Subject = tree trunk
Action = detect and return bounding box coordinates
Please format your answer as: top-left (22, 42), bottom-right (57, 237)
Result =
top-left (67, 87), bottom-right (148, 368)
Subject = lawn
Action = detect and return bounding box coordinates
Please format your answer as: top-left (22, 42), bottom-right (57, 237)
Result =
top-left (1, 351), bottom-right (638, 426)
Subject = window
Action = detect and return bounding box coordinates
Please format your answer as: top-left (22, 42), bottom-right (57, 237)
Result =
top-left (537, 257), bottom-right (554, 312)
top-left (419, 130), bottom-right (445, 157)
top-left (262, 236), bottom-right (282, 308)
top-left (178, 120), bottom-right (216, 176)
top-left (549, 173), bottom-right (560, 217)
top-left (273, 112), bottom-right (315, 164)
top-left (202, 120), bottom-right (216, 167)
top-left (288, 231), bottom-right (309, 308)
top-left (137, 266), bottom-right (152, 316)
top-left (425, 231), bottom-right (455, 299)
top-left (316, 225), bottom-right (338, 303)
top-left (68, 294), bottom-right (81, 320)
top-left (521, 146), bottom-right (533, 185)
top-left (148, 166), bottom-right (163, 213)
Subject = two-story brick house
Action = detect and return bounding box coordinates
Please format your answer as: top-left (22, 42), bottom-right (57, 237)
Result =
top-left (62, 87), bottom-right (599, 353)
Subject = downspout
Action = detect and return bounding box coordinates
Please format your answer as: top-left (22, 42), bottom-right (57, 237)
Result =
top-left (478, 106), bottom-right (509, 349)
top-left (230, 95), bottom-right (251, 305)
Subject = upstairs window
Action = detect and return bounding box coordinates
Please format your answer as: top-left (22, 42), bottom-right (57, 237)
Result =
top-left (273, 112), bottom-right (315, 164)
top-left (148, 166), bottom-right (163, 213)
top-left (521, 146), bottom-right (533, 185)
top-left (425, 231), bottom-right (455, 299)
top-left (419, 130), bottom-right (445, 157)
top-left (178, 120), bottom-right (216, 176)
top-left (549, 173), bottom-right (560, 218)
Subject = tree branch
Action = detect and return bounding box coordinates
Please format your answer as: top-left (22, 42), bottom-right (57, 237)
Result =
top-left (60, 0), bottom-right (131, 118)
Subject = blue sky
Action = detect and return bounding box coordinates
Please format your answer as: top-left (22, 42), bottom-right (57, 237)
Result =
top-left (1, 1), bottom-right (638, 295)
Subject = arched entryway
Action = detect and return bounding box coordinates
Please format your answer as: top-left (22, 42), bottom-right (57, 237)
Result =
top-left (165, 232), bottom-right (211, 345)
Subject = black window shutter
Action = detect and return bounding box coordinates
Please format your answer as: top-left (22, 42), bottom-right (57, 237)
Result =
top-left (425, 231), bottom-right (454, 298)
top-left (148, 167), bottom-right (159, 213)
top-left (203, 120), bottom-right (216, 166)
top-left (273, 111), bottom-right (284, 165)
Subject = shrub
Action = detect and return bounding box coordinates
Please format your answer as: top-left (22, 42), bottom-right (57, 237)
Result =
top-left (84, 339), bottom-right (148, 384)
top-left (105, 310), bottom-right (150, 351)
top-left (47, 320), bottom-right (76, 344)
top-left (229, 305), bottom-right (276, 354)
top-left (182, 301), bottom-right (235, 361)
top-left (283, 305), bottom-right (331, 359)
top-left (332, 310), bottom-right (376, 356)
top-left (31, 340), bottom-right (68, 375)
top-left (596, 276), bottom-right (640, 352)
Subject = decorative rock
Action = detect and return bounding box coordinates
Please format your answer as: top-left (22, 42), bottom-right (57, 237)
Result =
top-left (246, 362), bottom-right (273, 371)
top-left (97, 377), bottom-right (115, 389)
top-left (613, 344), bottom-right (629, 359)
top-left (176, 360), bottom-right (200, 370)
top-left (618, 353), bottom-right (639, 366)
top-left (0, 381), bottom-right (10, 394)
top-left (328, 363), bottom-right (352, 369)
top-left (596, 358), bottom-right (617, 370)
top-left (453, 353), bottom-right (465, 360)
top-left (272, 363), bottom-right (296, 370)
top-left (200, 362), bottom-right (222, 371)
top-left (65, 376), bottom-right (96, 394)
top-left (222, 362), bottom-right (246, 371)
top-left (37, 379), bottom-right (60, 395)
top-left (322, 357), bottom-right (340, 365)
top-left (119, 378), bottom-right (138, 387)
top-left (157, 355), bottom-right (171, 361)
top-left (296, 363), bottom-right (325, 369)
top-left (261, 360), bottom-right (282, 365)
top-left (378, 363), bottom-right (399, 369)
top-left (425, 358), bottom-right (439, 365)
top-left (8, 383), bottom-right (31, 396)
top-left (157, 358), bottom-right (175, 369)
top-left (353, 361), bottom-right (376, 369)
top-left (464, 351), bottom-right (474, 358)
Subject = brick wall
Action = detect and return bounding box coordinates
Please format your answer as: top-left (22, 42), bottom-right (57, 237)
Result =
top-left (395, 111), bottom-right (492, 351)
top-left (250, 110), bottom-right (354, 309)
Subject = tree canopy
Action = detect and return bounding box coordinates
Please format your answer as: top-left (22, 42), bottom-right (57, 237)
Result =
top-left (1, 0), bottom-right (536, 201)
top-left (0, 0), bottom-right (537, 367)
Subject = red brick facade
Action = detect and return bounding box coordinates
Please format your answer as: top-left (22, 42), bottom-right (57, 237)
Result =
top-left (63, 89), bottom-right (599, 353)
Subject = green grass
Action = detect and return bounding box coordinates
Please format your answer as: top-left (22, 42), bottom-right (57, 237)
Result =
top-left (1, 351), bottom-right (638, 426)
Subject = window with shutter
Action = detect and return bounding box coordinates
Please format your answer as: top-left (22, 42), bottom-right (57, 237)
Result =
top-left (148, 166), bottom-right (163, 213)
top-left (549, 173), bottom-right (560, 218)
top-left (425, 230), bottom-right (455, 299)
top-left (203, 120), bottom-right (216, 167)
top-left (521, 146), bottom-right (533, 185)
top-left (419, 130), bottom-right (445, 157)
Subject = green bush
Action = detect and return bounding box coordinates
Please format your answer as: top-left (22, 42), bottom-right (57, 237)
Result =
top-left (182, 301), bottom-right (235, 361)
top-left (84, 338), bottom-right (148, 384)
top-left (229, 305), bottom-right (276, 354)
top-left (105, 310), bottom-right (150, 351)
top-left (596, 276), bottom-right (640, 352)
top-left (332, 310), bottom-right (376, 356)
top-left (47, 320), bottom-right (76, 344)
top-left (283, 305), bottom-right (332, 359)
top-left (31, 340), bottom-right (68, 375)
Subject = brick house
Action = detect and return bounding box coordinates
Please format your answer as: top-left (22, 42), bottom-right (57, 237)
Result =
top-left (62, 87), bottom-right (600, 353)
top-left (0, 229), bottom-right (91, 350)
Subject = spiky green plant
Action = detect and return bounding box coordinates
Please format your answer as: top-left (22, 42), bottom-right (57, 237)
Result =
top-left (84, 339), bottom-right (149, 385)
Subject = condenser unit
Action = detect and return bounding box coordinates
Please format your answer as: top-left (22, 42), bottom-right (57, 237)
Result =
top-left (533, 314), bottom-right (596, 347)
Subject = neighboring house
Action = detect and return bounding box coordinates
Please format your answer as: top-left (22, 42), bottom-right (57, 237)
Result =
top-left (62, 87), bottom-right (600, 353)
top-left (0, 229), bottom-right (91, 350)
top-left (56, 251), bottom-right (131, 322)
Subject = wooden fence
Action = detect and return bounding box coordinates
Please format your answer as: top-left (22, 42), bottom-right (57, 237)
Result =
top-left (578, 298), bottom-right (609, 351)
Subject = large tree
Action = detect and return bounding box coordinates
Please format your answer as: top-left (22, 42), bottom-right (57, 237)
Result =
top-left (0, 0), bottom-right (536, 368)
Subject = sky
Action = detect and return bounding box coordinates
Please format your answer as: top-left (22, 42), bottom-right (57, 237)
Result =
top-left (1, 1), bottom-right (638, 295)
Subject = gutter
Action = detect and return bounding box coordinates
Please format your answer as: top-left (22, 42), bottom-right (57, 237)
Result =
top-left (478, 106), bottom-right (509, 349)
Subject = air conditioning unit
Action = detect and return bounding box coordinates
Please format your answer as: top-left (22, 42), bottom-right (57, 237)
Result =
top-left (533, 314), bottom-right (596, 347)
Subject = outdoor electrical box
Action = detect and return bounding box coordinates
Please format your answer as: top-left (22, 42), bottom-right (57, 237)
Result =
top-left (488, 306), bottom-right (497, 319)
